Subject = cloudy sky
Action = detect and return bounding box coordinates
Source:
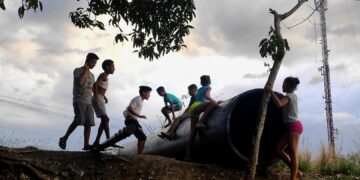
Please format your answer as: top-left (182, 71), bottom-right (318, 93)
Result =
top-left (0, 0), bottom-right (359, 155)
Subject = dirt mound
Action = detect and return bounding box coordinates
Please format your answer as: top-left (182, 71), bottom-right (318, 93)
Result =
top-left (0, 146), bottom-right (307, 179)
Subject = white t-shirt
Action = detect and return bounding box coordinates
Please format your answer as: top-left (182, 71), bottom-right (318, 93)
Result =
top-left (282, 92), bottom-right (299, 123)
top-left (123, 96), bottom-right (143, 120)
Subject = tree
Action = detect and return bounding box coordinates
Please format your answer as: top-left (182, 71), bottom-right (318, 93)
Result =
top-left (246, 0), bottom-right (308, 179)
top-left (0, 0), bottom-right (196, 60)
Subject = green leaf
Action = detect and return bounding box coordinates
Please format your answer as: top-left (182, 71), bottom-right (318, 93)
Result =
top-left (18, 6), bottom-right (25, 19)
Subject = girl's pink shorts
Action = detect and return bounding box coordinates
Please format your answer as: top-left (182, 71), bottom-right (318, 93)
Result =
top-left (286, 121), bottom-right (303, 135)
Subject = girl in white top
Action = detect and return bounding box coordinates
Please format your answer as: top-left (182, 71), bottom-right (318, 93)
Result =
top-left (92, 59), bottom-right (115, 147)
top-left (265, 76), bottom-right (303, 180)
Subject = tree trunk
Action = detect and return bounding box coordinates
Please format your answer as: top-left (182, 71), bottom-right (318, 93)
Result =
top-left (247, 0), bottom-right (308, 179)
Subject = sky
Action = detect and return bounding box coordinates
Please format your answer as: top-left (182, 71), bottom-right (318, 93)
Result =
top-left (0, 0), bottom-right (359, 155)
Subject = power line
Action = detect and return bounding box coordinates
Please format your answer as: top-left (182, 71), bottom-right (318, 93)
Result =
top-left (0, 97), bottom-right (73, 119)
top-left (0, 94), bottom-right (72, 112)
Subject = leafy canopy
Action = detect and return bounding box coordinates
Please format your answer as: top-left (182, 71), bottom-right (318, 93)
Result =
top-left (259, 26), bottom-right (290, 61)
top-left (1, 0), bottom-right (196, 61)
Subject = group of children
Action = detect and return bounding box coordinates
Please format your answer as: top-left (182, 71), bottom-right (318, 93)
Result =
top-left (58, 52), bottom-right (303, 180)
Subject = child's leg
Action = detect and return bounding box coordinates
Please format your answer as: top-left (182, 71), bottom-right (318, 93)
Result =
top-left (102, 115), bottom-right (110, 139)
top-left (94, 121), bottom-right (104, 145)
top-left (196, 102), bottom-right (217, 127)
top-left (289, 132), bottom-right (300, 180)
top-left (138, 140), bottom-right (145, 154)
top-left (161, 106), bottom-right (171, 122)
top-left (185, 116), bottom-right (199, 161)
top-left (84, 125), bottom-right (91, 148)
top-left (166, 116), bottom-right (181, 136)
top-left (276, 134), bottom-right (292, 167)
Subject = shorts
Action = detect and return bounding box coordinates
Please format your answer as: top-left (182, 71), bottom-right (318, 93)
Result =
top-left (286, 121), bottom-right (303, 135)
top-left (92, 95), bottom-right (107, 118)
top-left (162, 105), bottom-right (182, 114)
top-left (125, 117), bottom-right (146, 141)
top-left (72, 102), bottom-right (95, 126)
top-left (188, 101), bottom-right (202, 117)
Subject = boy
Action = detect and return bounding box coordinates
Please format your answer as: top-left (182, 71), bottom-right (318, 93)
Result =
top-left (92, 59), bottom-right (115, 147)
top-left (59, 52), bottom-right (99, 150)
top-left (159, 84), bottom-right (198, 140)
top-left (156, 86), bottom-right (182, 128)
top-left (94, 86), bottom-right (152, 154)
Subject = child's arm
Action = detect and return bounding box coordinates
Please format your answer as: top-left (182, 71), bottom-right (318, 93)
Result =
top-left (265, 84), bottom-right (289, 108)
top-left (78, 64), bottom-right (90, 86)
top-left (169, 101), bottom-right (176, 119)
top-left (204, 88), bottom-right (217, 104)
top-left (127, 106), bottom-right (146, 119)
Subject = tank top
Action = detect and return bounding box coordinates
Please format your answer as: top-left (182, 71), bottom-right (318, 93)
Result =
top-left (97, 80), bottom-right (108, 89)
top-left (195, 86), bottom-right (210, 103)
top-left (282, 92), bottom-right (299, 123)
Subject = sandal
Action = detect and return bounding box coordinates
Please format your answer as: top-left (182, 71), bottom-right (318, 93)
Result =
top-left (161, 132), bottom-right (173, 140)
top-left (59, 137), bottom-right (66, 150)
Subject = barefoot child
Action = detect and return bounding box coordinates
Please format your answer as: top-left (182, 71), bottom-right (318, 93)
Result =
top-left (159, 84), bottom-right (198, 140)
top-left (59, 53), bottom-right (99, 150)
top-left (265, 76), bottom-right (303, 180)
top-left (92, 59), bottom-right (115, 147)
top-left (156, 86), bottom-right (182, 128)
top-left (185, 75), bottom-right (222, 160)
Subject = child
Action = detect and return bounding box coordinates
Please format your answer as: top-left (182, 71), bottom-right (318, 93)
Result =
top-left (159, 84), bottom-right (198, 140)
top-left (94, 86), bottom-right (152, 153)
top-left (59, 52), bottom-right (99, 150)
top-left (156, 86), bottom-right (183, 128)
top-left (92, 59), bottom-right (115, 147)
top-left (185, 75), bottom-right (221, 160)
top-left (265, 76), bottom-right (303, 180)
top-left (122, 85), bottom-right (152, 153)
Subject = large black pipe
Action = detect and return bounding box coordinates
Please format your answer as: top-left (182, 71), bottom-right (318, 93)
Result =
top-left (116, 89), bottom-right (286, 166)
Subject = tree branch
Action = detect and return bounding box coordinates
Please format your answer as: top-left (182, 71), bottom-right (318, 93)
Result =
top-left (280, 0), bottom-right (308, 20)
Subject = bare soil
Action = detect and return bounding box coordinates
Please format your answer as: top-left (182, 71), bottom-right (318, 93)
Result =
top-left (0, 146), bottom-right (334, 180)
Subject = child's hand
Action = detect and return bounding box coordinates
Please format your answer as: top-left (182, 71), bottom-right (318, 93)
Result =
top-left (83, 64), bottom-right (90, 75)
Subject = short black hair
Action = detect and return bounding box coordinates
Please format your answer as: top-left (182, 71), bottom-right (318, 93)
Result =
top-left (85, 52), bottom-right (99, 63)
top-left (200, 75), bottom-right (211, 86)
top-left (139, 86), bottom-right (152, 94)
top-left (188, 84), bottom-right (197, 90)
top-left (284, 76), bottom-right (300, 90)
top-left (156, 86), bottom-right (165, 92)
top-left (102, 59), bottom-right (114, 71)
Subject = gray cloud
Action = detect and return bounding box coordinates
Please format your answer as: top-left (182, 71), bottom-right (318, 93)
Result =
top-left (309, 75), bottom-right (323, 85)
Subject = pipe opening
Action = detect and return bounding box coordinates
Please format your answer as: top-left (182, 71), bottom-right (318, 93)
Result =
top-left (228, 89), bottom-right (286, 164)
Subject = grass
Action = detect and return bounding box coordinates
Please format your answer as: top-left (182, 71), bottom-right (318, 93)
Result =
top-left (273, 142), bottom-right (360, 178)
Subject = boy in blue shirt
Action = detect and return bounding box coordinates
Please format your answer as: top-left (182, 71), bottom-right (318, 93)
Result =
top-left (156, 86), bottom-right (182, 128)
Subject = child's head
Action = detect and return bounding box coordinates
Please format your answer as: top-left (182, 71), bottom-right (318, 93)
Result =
top-left (188, 84), bottom-right (198, 97)
top-left (156, 86), bottom-right (166, 96)
top-left (282, 76), bottom-right (300, 93)
top-left (102, 59), bottom-right (115, 74)
top-left (85, 52), bottom-right (99, 69)
top-left (200, 75), bottom-right (211, 86)
top-left (139, 86), bottom-right (152, 100)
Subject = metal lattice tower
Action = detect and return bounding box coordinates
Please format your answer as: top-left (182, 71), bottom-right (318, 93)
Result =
top-left (315, 0), bottom-right (336, 153)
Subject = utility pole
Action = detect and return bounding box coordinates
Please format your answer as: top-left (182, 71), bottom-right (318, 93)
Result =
top-left (315, 0), bottom-right (336, 154)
